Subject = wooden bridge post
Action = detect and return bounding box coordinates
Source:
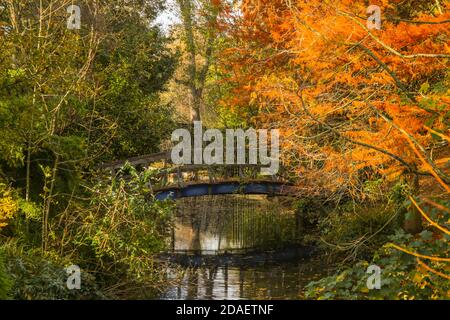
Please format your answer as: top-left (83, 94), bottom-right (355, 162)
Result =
top-left (176, 167), bottom-right (185, 188)
top-left (207, 167), bottom-right (216, 183)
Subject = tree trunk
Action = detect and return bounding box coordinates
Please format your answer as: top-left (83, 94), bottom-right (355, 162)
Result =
top-left (402, 170), bottom-right (423, 234)
top-left (177, 0), bottom-right (217, 123)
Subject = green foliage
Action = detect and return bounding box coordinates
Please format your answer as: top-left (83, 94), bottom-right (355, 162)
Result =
top-left (362, 179), bottom-right (384, 202)
top-left (0, 0), bottom-right (178, 299)
top-left (62, 165), bottom-right (175, 281)
top-left (0, 248), bottom-right (12, 299)
top-left (389, 181), bottom-right (410, 206)
top-left (294, 197), bottom-right (324, 226)
top-left (306, 197), bottom-right (450, 300)
top-left (0, 0), bottom-right (177, 198)
top-left (315, 181), bottom-right (413, 260)
top-left (95, 24), bottom-right (177, 159)
top-left (1, 165), bottom-right (175, 299)
top-left (17, 199), bottom-right (41, 221)
top-left (318, 203), bottom-right (399, 260)
top-left (2, 242), bottom-right (104, 300)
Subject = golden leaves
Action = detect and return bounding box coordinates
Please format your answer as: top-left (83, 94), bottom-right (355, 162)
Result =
top-left (0, 189), bottom-right (18, 230)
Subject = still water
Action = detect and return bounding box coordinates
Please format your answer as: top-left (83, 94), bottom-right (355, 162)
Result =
top-left (170, 195), bottom-right (300, 254)
top-left (160, 258), bottom-right (331, 300)
top-left (158, 195), bottom-right (332, 300)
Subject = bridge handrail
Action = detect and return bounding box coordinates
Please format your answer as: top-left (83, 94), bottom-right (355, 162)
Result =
top-left (99, 151), bottom-right (171, 170)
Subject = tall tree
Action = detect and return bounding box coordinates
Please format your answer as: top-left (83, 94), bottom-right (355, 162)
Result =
top-left (221, 0), bottom-right (449, 205)
top-left (176, 0), bottom-right (220, 122)
top-left (0, 0), bottom-right (176, 250)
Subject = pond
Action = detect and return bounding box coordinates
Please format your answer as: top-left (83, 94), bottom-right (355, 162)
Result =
top-left (170, 195), bottom-right (301, 254)
top-left (160, 255), bottom-right (332, 300)
top-left (157, 195), bottom-right (333, 300)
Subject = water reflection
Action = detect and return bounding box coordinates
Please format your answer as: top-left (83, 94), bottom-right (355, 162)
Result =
top-left (161, 194), bottom-right (324, 300)
top-left (172, 195), bottom-right (299, 254)
top-left (162, 260), bottom-right (329, 300)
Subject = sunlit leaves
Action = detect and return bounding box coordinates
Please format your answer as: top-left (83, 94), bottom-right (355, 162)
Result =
top-left (219, 0), bottom-right (450, 197)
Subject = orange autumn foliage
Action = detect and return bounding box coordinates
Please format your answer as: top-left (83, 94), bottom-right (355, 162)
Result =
top-left (219, 0), bottom-right (450, 197)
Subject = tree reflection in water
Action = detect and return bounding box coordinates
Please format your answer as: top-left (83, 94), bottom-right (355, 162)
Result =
top-left (172, 195), bottom-right (299, 254)
top-left (162, 261), bottom-right (330, 300)
top-left (162, 194), bottom-right (328, 299)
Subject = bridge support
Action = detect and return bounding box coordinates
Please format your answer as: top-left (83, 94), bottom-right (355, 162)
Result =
top-left (154, 181), bottom-right (294, 201)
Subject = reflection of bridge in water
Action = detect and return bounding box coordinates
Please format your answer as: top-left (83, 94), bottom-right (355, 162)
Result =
top-left (172, 194), bottom-right (298, 254)
top-left (161, 259), bottom-right (325, 300)
top-left (101, 153), bottom-right (316, 254)
top-left (165, 265), bottom-right (293, 300)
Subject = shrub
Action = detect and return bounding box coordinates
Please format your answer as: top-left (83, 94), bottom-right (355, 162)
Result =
top-left (305, 227), bottom-right (450, 300)
top-left (317, 203), bottom-right (400, 260)
top-left (55, 165), bottom-right (175, 283)
top-left (0, 184), bottom-right (18, 230)
top-left (2, 242), bottom-right (105, 300)
top-left (0, 248), bottom-right (12, 299)
top-left (315, 182), bottom-right (411, 261)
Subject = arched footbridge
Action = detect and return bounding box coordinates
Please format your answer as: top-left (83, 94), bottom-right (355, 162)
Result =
top-left (99, 152), bottom-right (310, 200)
